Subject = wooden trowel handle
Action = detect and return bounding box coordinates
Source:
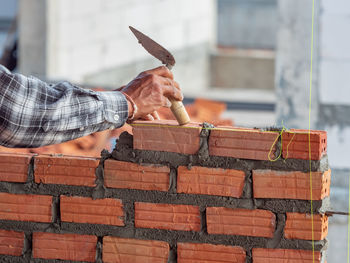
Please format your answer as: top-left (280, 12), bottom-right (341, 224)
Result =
top-left (165, 64), bottom-right (190, 125)
top-left (170, 99), bottom-right (190, 125)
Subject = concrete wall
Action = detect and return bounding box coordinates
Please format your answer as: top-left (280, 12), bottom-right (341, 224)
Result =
top-left (210, 49), bottom-right (275, 89)
top-left (19, 0), bottom-right (47, 77)
top-left (218, 0), bottom-right (277, 49)
top-left (276, 0), bottom-right (350, 170)
top-left (211, 0), bottom-right (277, 90)
top-left (319, 0), bottom-right (350, 107)
top-left (19, 0), bottom-right (216, 93)
top-left (275, 0), bottom-right (320, 130)
top-left (0, 0), bottom-right (17, 18)
top-left (0, 0), bottom-right (17, 58)
top-left (318, 0), bottom-right (350, 169)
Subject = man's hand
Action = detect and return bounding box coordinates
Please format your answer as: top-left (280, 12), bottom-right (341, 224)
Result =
top-left (120, 66), bottom-right (183, 121)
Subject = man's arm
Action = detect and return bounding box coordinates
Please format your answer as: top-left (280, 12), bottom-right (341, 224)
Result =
top-left (0, 65), bottom-right (182, 148)
top-left (0, 65), bottom-right (129, 148)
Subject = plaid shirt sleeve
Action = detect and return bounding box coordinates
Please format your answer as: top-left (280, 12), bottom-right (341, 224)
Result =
top-left (0, 65), bottom-right (129, 148)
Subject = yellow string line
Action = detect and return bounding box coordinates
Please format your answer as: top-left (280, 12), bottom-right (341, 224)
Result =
top-left (348, 173), bottom-right (350, 263)
top-left (130, 122), bottom-right (312, 135)
top-left (266, 121), bottom-right (296, 162)
top-left (267, 131), bottom-right (282, 162)
top-left (308, 0), bottom-right (316, 261)
top-left (130, 123), bottom-right (281, 133)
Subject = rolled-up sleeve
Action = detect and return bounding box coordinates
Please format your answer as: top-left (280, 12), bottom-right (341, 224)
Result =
top-left (0, 65), bottom-right (128, 148)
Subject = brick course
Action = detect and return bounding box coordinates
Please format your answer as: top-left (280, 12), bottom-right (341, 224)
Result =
top-left (282, 130), bottom-right (327, 160)
top-left (103, 236), bottom-right (169, 263)
top-left (0, 229), bottom-right (24, 256)
top-left (252, 248), bottom-right (322, 263)
top-left (206, 207), bottom-right (275, 238)
top-left (104, 159), bottom-right (170, 191)
top-left (135, 202), bottom-right (201, 232)
top-left (253, 169), bottom-right (331, 200)
top-left (284, 213), bottom-right (328, 240)
top-left (60, 195), bottom-right (124, 226)
top-left (209, 127), bottom-right (279, 160)
top-left (34, 155), bottom-right (99, 187)
top-left (32, 232), bottom-right (97, 262)
top-left (177, 242), bottom-right (246, 263)
top-left (133, 120), bottom-right (202, 155)
top-left (0, 193), bottom-right (52, 222)
top-left (177, 166), bottom-right (245, 197)
top-left (0, 152), bottom-right (32, 183)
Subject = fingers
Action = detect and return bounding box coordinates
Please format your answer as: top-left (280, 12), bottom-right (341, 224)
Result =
top-left (141, 114), bottom-right (154, 121)
top-left (151, 111), bottom-right (160, 120)
top-left (160, 77), bottom-right (182, 101)
top-left (137, 112), bottom-right (159, 121)
top-left (126, 66), bottom-right (182, 120)
top-left (162, 85), bottom-right (183, 101)
top-left (143, 73), bottom-right (182, 101)
top-left (162, 97), bottom-right (172, 108)
top-left (160, 77), bottom-right (180, 91)
top-left (144, 66), bottom-right (173, 79)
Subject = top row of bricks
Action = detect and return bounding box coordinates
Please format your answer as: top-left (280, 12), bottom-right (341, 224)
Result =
top-left (132, 120), bottom-right (327, 161)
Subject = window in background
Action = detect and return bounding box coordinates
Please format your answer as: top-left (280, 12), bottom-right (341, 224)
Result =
top-left (0, 0), bottom-right (17, 67)
top-left (211, 0), bottom-right (277, 91)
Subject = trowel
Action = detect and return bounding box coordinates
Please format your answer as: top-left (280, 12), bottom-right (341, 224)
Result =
top-left (129, 26), bottom-right (190, 125)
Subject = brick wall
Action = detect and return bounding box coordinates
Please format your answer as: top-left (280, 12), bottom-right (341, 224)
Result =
top-left (0, 120), bottom-right (329, 262)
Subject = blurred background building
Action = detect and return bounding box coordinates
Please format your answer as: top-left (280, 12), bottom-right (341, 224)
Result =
top-left (0, 0), bottom-right (349, 261)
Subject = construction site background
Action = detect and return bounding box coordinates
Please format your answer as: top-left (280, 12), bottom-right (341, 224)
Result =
top-left (0, 0), bottom-right (350, 261)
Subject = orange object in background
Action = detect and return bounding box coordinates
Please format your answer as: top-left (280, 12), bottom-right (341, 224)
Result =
top-left (0, 125), bottom-right (132, 157)
top-left (0, 98), bottom-right (232, 157)
top-left (158, 98), bottom-right (233, 126)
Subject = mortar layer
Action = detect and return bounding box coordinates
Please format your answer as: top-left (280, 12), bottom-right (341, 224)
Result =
top-left (113, 132), bottom-right (329, 172)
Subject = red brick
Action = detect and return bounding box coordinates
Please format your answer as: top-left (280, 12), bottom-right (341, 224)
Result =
top-left (285, 213), bottom-right (328, 240)
top-left (104, 159), bottom-right (170, 191)
top-left (252, 248), bottom-right (321, 263)
top-left (134, 202), bottom-right (200, 231)
top-left (0, 152), bottom-right (33, 183)
top-left (209, 127), bottom-right (279, 160)
top-left (132, 120), bottom-right (202, 155)
top-left (178, 242), bottom-right (246, 263)
top-left (282, 129), bottom-right (327, 160)
top-left (33, 232), bottom-right (97, 262)
top-left (253, 169), bottom-right (331, 200)
top-left (206, 207), bottom-right (275, 238)
top-left (34, 155), bottom-right (99, 187)
top-left (0, 193), bottom-right (52, 222)
top-left (0, 229), bottom-right (24, 256)
top-left (60, 195), bottom-right (124, 226)
top-left (103, 236), bottom-right (169, 263)
top-left (177, 166), bottom-right (245, 197)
